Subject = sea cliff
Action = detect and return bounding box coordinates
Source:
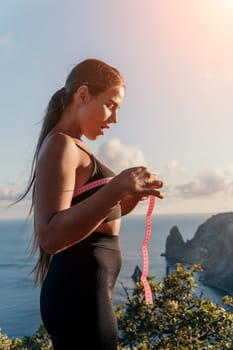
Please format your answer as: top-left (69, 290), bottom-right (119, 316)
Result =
top-left (165, 212), bottom-right (233, 294)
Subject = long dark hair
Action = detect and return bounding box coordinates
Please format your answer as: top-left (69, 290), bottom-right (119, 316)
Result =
top-left (18, 58), bottom-right (125, 284)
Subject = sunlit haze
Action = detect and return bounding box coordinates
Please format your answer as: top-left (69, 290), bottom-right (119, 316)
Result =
top-left (0, 0), bottom-right (232, 218)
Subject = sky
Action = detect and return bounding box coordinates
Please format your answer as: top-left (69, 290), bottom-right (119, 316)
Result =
top-left (0, 0), bottom-right (233, 218)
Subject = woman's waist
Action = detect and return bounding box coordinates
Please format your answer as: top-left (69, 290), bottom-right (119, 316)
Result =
top-left (46, 232), bottom-right (122, 286)
top-left (52, 228), bottom-right (121, 259)
top-left (95, 218), bottom-right (121, 236)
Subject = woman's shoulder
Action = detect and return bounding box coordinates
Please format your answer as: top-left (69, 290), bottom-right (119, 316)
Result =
top-left (38, 132), bottom-right (79, 163)
top-left (44, 132), bottom-right (76, 148)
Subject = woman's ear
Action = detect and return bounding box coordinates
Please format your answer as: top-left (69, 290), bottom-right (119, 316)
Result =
top-left (74, 85), bottom-right (91, 105)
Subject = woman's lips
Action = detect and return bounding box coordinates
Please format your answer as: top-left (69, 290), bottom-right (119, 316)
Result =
top-left (99, 125), bottom-right (110, 135)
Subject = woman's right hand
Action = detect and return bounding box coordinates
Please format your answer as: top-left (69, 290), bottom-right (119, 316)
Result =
top-left (115, 166), bottom-right (164, 199)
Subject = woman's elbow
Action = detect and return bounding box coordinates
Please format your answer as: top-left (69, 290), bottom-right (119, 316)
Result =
top-left (36, 212), bottom-right (63, 255)
top-left (38, 226), bottom-right (58, 255)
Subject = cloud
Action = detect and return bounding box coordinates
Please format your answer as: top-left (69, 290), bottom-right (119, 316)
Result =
top-left (162, 160), bottom-right (186, 177)
top-left (0, 33), bottom-right (14, 48)
top-left (97, 138), bottom-right (146, 173)
top-left (172, 170), bottom-right (233, 198)
top-left (0, 188), bottom-right (17, 201)
top-left (0, 185), bottom-right (25, 201)
top-left (217, 164), bottom-right (233, 180)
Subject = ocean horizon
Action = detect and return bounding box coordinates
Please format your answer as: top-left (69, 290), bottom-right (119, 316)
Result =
top-left (0, 212), bottom-right (228, 338)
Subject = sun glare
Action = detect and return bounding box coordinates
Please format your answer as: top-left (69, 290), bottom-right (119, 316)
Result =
top-left (211, 0), bottom-right (233, 15)
top-left (222, 0), bottom-right (233, 8)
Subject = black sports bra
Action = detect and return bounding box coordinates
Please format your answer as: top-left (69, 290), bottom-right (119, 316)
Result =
top-left (71, 144), bottom-right (121, 222)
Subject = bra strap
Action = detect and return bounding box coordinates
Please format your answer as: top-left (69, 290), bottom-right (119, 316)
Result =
top-left (75, 143), bottom-right (98, 177)
top-left (75, 143), bottom-right (93, 157)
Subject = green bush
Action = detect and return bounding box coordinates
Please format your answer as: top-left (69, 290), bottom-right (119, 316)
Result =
top-left (0, 325), bottom-right (52, 350)
top-left (1, 264), bottom-right (233, 349)
top-left (116, 263), bottom-right (233, 349)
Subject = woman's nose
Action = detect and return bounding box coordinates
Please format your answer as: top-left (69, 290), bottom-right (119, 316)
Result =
top-left (109, 110), bottom-right (117, 124)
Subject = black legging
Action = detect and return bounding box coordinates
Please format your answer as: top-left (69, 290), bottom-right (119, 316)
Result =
top-left (40, 232), bottom-right (122, 349)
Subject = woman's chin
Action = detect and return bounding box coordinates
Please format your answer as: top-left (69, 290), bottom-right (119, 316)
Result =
top-left (85, 134), bottom-right (102, 141)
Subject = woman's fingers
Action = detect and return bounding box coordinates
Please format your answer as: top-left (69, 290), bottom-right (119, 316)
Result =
top-left (117, 166), bottom-right (164, 198)
top-left (150, 189), bottom-right (164, 199)
top-left (143, 173), bottom-right (163, 189)
top-left (144, 179), bottom-right (163, 189)
top-left (139, 190), bottom-right (164, 200)
top-left (142, 172), bottom-right (164, 198)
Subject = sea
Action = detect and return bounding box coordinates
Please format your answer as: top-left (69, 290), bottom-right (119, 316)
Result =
top-left (0, 213), bottom-right (228, 339)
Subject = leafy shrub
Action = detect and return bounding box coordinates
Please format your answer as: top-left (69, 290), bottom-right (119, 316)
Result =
top-left (116, 264), bottom-right (233, 349)
top-left (0, 325), bottom-right (52, 350)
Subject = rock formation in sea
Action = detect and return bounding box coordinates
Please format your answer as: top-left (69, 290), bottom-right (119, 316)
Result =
top-left (165, 212), bottom-right (233, 294)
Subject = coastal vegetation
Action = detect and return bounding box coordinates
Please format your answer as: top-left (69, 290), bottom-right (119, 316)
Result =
top-left (1, 264), bottom-right (233, 349)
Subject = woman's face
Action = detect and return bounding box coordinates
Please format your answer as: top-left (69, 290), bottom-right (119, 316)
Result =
top-left (77, 86), bottom-right (125, 140)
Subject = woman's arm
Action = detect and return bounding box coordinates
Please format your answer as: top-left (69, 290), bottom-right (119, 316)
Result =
top-left (35, 134), bottom-right (163, 254)
top-left (35, 134), bottom-right (121, 254)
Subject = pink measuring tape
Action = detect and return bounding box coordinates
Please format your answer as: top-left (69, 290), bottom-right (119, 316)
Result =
top-left (140, 195), bottom-right (155, 304)
top-left (73, 177), bottom-right (155, 304)
top-left (73, 177), bottom-right (113, 197)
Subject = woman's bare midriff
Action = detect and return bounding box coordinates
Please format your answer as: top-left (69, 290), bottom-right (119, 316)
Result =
top-left (95, 218), bottom-right (121, 236)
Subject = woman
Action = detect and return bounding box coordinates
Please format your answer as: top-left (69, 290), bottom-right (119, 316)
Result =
top-left (23, 58), bottom-right (164, 349)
